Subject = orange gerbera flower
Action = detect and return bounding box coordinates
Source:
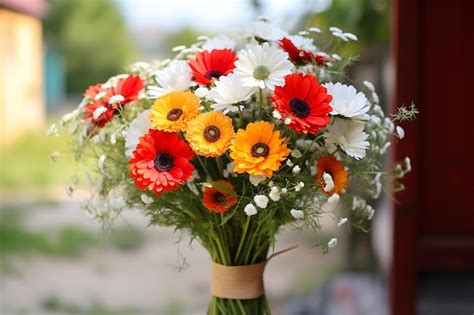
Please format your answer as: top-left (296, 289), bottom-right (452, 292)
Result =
top-left (316, 156), bottom-right (349, 196)
top-left (230, 121), bottom-right (291, 178)
top-left (202, 180), bottom-right (238, 213)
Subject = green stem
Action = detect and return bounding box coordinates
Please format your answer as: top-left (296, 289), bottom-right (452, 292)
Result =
top-left (234, 216), bottom-right (250, 265)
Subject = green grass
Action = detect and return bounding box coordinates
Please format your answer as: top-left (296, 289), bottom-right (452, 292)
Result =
top-left (0, 119), bottom-right (77, 190)
top-left (0, 205), bottom-right (146, 258)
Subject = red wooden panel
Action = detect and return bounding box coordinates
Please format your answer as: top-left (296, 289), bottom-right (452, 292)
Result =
top-left (390, 0), bottom-right (421, 314)
top-left (391, 1), bottom-right (474, 315)
top-left (418, 1), bottom-right (474, 237)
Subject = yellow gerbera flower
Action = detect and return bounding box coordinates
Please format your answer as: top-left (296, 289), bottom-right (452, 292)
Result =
top-left (185, 112), bottom-right (235, 157)
top-left (230, 121), bottom-right (291, 178)
top-left (150, 91), bottom-right (200, 132)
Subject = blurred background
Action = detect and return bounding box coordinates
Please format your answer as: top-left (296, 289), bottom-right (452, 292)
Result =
top-left (0, 0), bottom-right (428, 314)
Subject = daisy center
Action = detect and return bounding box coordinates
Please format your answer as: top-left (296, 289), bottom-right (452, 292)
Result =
top-left (251, 142), bottom-right (270, 158)
top-left (253, 65), bottom-right (270, 80)
top-left (205, 70), bottom-right (223, 80)
top-left (154, 153), bottom-right (174, 172)
top-left (203, 125), bottom-right (221, 143)
top-left (167, 108), bottom-right (183, 121)
top-left (214, 192), bottom-right (227, 205)
top-left (290, 98), bottom-right (311, 118)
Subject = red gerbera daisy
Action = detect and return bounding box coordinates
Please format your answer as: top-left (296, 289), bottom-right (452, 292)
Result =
top-left (279, 37), bottom-right (332, 66)
top-left (188, 49), bottom-right (237, 85)
top-left (129, 129), bottom-right (195, 196)
top-left (202, 180), bottom-right (238, 214)
top-left (271, 73), bottom-right (332, 134)
top-left (83, 75), bottom-right (144, 128)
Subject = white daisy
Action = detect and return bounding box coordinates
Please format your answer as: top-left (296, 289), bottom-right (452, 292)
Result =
top-left (246, 21), bottom-right (286, 41)
top-left (147, 60), bottom-right (192, 98)
top-left (324, 82), bottom-right (370, 119)
top-left (287, 35), bottom-right (316, 52)
top-left (234, 42), bottom-right (293, 90)
top-left (207, 73), bottom-right (256, 114)
top-left (125, 110), bottom-right (152, 158)
top-left (202, 35), bottom-right (236, 51)
top-left (325, 118), bottom-right (369, 160)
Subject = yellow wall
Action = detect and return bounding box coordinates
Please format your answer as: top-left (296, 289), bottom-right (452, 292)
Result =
top-left (0, 8), bottom-right (44, 145)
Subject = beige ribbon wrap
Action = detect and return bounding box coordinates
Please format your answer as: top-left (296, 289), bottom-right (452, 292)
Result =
top-left (210, 246), bottom-right (297, 300)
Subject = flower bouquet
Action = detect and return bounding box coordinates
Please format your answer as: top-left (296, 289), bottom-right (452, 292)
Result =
top-left (53, 19), bottom-right (416, 315)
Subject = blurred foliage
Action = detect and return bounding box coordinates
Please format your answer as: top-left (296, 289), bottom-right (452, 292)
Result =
top-left (164, 26), bottom-right (201, 58)
top-left (44, 0), bottom-right (135, 93)
top-left (41, 295), bottom-right (140, 315)
top-left (301, 0), bottom-right (390, 51)
top-left (0, 119), bottom-right (76, 190)
top-left (0, 205), bottom-right (146, 258)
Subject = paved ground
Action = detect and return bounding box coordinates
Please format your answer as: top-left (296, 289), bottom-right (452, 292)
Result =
top-left (0, 198), bottom-right (343, 315)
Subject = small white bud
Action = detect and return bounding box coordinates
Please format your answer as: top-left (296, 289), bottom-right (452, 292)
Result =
top-left (338, 217), bottom-right (348, 227)
top-left (291, 149), bottom-right (302, 158)
top-left (272, 110), bottom-right (282, 120)
top-left (396, 126), bottom-right (405, 139)
top-left (292, 165), bottom-right (301, 174)
top-left (284, 117), bottom-right (292, 125)
top-left (328, 238), bottom-right (338, 248)
top-left (249, 174), bottom-right (266, 186)
top-left (254, 195), bottom-right (269, 209)
top-left (93, 106), bottom-right (107, 120)
top-left (141, 194), bottom-right (154, 204)
top-left (244, 203), bottom-right (257, 216)
top-left (108, 94), bottom-right (125, 105)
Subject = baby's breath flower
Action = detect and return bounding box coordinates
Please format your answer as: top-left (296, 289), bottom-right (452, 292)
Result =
top-left (292, 165), bottom-right (301, 174)
top-left (396, 126), bottom-right (405, 139)
top-left (249, 174), bottom-right (266, 186)
top-left (328, 238), bottom-right (338, 248)
top-left (244, 203), bottom-right (258, 216)
top-left (338, 217), bottom-right (348, 227)
top-left (269, 186), bottom-right (281, 201)
top-left (291, 149), bottom-right (302, 158)
top-left (254, 195), bottom-right (269, 208)
top-left (47, 124), bottom-right (59, 137)
top-left (49, 151), bottom-right (60, 162)
top-left (141, 194), bottom-right (154, 204)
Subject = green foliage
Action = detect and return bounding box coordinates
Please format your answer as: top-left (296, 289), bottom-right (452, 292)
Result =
top-left (164, 27), bottom-right (202, 57)
top-left (44, 0), bottom-right (135, 93)
top-left (305, 0), bottom-right (390, 45)
top-left (0, 205), bottom-right (145, 258)
top-left (0, 121), bottom-right (76, 190)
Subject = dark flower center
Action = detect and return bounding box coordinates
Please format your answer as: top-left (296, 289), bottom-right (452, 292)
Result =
top-left (205, 70), bottom-right (223, 80)
top-left (251, 142), bottom-right (270, 158)
top-left (154, 153), bottom-right (174, 172)
top-left (203, 125), bottom-right (221, 142)
top-left (167, 108), bottom-right (183, 121)
top-left (290, 98), bottom-right (311, 118)
top-left (214, 192), bottom-right (227, 205)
